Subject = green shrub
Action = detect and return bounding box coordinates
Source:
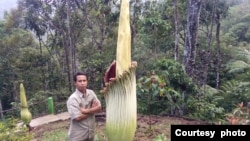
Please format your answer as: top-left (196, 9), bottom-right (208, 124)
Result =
top-left (0, 118), bottom-right (33, 141)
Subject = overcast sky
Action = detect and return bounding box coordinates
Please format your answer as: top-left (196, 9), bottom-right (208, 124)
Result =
top-left (0, 0), bottom-right (18, 19)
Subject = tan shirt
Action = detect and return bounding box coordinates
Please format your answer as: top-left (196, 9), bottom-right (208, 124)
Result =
top-left (67, 89), bottom-right (100, 141)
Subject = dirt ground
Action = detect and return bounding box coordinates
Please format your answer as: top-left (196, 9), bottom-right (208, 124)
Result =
top-left (31, 114), bottom-right (208, 141)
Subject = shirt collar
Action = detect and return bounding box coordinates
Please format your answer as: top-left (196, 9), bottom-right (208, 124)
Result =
top-left (76, 89), bottom-right (88, 98)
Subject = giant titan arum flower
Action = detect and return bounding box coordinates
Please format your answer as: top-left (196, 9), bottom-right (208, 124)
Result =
top-left (20, 82), bottom-right (32, 131)
top-left (101, 0), bottom-right (137, 140)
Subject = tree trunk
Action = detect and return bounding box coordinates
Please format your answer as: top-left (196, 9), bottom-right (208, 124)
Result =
top-left (215, 6), bottom-right (221, 89)
top-left (12, 81), bottom-right (18, 102)
top-left (173, 0), bottom-right (179, 61)
top-left (67, 0), bottom-right (76, 73)
top-left (201, 0), bottom-right (217, 86)
top-left (38, 35), bottom-right (47, 91)
top-left (183, 0), bottom-right (202, 77)
top-left (67, 0), bottom-right (75, 91)
top-left (0, 99), bottom-right (3, 119)
top-left (62, 34), bottom-right (73, 92)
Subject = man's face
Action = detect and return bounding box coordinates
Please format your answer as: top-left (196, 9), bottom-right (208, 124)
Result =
top-left (75, 75), bottom-right (88, 93)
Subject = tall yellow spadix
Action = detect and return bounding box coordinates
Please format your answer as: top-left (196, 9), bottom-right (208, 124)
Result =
top-left (101, 0), bottom-right (137, 141)
top-left (116, 0), bottom-right (131, 76)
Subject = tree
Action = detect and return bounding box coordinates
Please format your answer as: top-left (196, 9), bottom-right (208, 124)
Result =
top-left (183, 0), bottom-right (202, 77)
top-left (18, 0), bottom-right (79, 91)
top-left (0, 20), bottom-right (38, 118)
top-left (200, 0), bottom-right (217, 86)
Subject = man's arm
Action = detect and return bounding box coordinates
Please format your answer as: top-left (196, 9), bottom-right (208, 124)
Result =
top-left (67, 97), bottom-right (90, 121)
top-left (75, 113), bottom-right (89, 121)
top-left (76, 100), bottom-right (101, 121)
top-left (80, 100), bottom-right (101, 115)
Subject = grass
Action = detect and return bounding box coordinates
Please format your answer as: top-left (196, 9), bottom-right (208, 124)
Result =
top-left (38, 129), bottom-right (166, 141)
top-left (39, 129), bottom-right (67, 141)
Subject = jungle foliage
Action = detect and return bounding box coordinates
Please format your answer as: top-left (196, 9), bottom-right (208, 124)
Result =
top-left (0, 0), bottom-right (250, 127)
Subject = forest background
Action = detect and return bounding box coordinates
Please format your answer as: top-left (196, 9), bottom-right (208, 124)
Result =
top-left (0, 0), bottom-right (250, 127)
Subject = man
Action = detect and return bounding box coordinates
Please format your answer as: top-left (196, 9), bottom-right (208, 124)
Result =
top-left (67, 72), bottom-right (102, 141)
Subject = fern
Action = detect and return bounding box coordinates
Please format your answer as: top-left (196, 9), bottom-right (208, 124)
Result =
top-left (218, 80), bottom-right (250, 112)
top-left (226, 60), bottom-right (250, 73)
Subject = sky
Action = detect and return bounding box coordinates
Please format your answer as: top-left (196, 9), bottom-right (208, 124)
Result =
top-left (0, 0), bottom-right (18, 19)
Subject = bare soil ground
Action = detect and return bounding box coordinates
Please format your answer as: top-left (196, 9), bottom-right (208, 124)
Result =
top-left (31, 114), bottom-right (208, 141)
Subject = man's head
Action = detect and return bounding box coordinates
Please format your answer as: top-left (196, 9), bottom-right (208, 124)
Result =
top-left (73, 72), bottom-right (88, 93)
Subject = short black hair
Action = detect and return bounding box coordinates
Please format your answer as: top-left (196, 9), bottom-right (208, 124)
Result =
top-left (73, 72), bottom-right (88, 82)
